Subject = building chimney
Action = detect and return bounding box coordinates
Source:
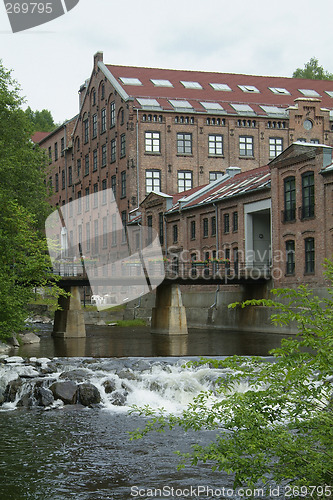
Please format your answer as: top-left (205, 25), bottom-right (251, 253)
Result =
top-left (226, 166), bottom-right (241, 177)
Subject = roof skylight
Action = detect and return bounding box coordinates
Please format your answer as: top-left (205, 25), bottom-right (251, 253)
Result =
top-left (210, 83), bottom-right (232, 91)
top-left (298, 89), bottom-right (321, 97)
top-left (168, 99), bottom-right (193, 109)
top-left (260, 105), bottom-right (287, 116)
top-left (200, 102), bottom-right (224, 112)
top-left (230, 103), bottom-right (255, 114)
top-left (136, 98), bottom-right (161, 109)
top-left (268, 87), bottom-right (290, 95)
top-left (238, 85), bottom-right (260, 93)
top-left (151, 79), bottom-right (173, 87)
top-left (119, 77), bottom-right (143, 86)
top-left (180, 81), bottom-right (203, 89)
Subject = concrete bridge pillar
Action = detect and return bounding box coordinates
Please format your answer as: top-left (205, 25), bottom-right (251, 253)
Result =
top-left (151, 284), bottom-right (188, 335)
top-left (53, 286), bottom-right (86, 338)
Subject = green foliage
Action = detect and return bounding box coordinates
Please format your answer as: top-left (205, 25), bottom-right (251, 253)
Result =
top-left (24, 106), bottom-right (58, 133)
top-left (0, 60), bottom-right (61, 341)
top-left (130, 262), bottom-right (333, 496)
top-left (293, 57), bottom-right (333, 80)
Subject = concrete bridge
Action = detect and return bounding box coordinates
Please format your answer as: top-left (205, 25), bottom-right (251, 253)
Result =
top-left (52, 261), bottom-right (271, 338)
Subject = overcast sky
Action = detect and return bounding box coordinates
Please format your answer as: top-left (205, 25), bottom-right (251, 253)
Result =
top-left (1, 0), bottom-right (333, 124)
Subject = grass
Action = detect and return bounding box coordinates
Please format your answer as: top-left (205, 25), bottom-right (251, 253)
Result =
top-left (115, 319), bottom-right (147, 327)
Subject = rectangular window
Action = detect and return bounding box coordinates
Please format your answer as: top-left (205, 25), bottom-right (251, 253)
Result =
top-left (211, 216), bottom-right (216, 236)
top-left (121, 171), bottom-right (126, 198)
top-left (77, 159), bottom-right (81, 177)
top-left (177, 171), bottom-right (193, 192)
top-left (102, 144), bottom-right (107, 167)
top-left (177, 133), bottom-right (192, 154)
top-left (85, 187), bottom-right (89, 211)
top-left (92, 113), bottom-right (97, 138)
top-left (145, 131), bottom-right (160, 153)
top-left (55, 173), bottom-right (59, 192)
top-left (145, 170), bottom-right (161, 194)
top-left (93, 149), bottom-right (98, 172)
top-left (102, 179), bottom-right (107, 204)
top-left (209, 171), bottom-right (224, 183)
top-left (305, 237), bottom-right (315, 273)
top-left (101, 108), bottom-right (106, 133)
top-left (284, 177), bottom-right (296, 221)
top-left (94, 220), bottom-right (99, 254)
top-left (111, 214), bottom-right (117, 246)
top-left (269, 137), bottom-right (283, 158)
top-left (203, 218), bottom-right (208, 237)
top-left (239, 136), bottom-right (254, 156)
top-left (208, 134), bottom-right (223, 156)
top-left (302, 171), bottom-right (315, 219)
top-left (120, 134), bottom-right (126, 157)
top-left (78, 225), bottom-right (82, 247)
top-left (110, 138), bottom-right (116, 162)
top-left (286, 240), bottom-right (295, 275)
top-left (68, 166), bottom-right (72, 186)
top-left (111, 175), bottom-right (116, 198)
top-left (191, 220), bottom-right (196, 240)
top-left (54, 142), bottom-right (58, 161)
top-left (85, 222), bottom-right (90, 252)
top-left (121, 210), bottom-right (127, 243)
top-left (224, 213), bottom-right (230, 233)
top-left (61, 138), bottom-right (65, 157)
top-left (147, 215), bottom-right (153, 245)
top-left (84, 119), bottom-right (89, 143)
top-left (62, 170), bottom-right (65, 190)
top-left (48, 146), bottom-right (52, 163)
top-left (85, 154), bottom-right (89, 176)
top-left (102, 216), bottom-right (108, 248)
top-left (173, 224), bottom-right (178, 243)
top-left (93, 183), bottom-right (98, 208)
top-left (233, 211), bottom-right (238, 232)
top-left (159, 212), bottom-right (164, 245)
top-left (77, 190), bottom-right (82, 213)
top-left (110, 101), bottom-right (115, 127)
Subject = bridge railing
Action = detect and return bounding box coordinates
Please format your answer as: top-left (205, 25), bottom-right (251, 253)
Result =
top-left (52, 259), bottom-right (271, 282)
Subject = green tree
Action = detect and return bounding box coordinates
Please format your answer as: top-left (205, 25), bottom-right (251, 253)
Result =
top-left (0, 60), bottom-right (60, 341)
top-left (131, 263), bottom-right (333, 496)
top-left (24, 106), bottom-right (58, 133)
top-left (293, 57), bottom-right (333, 80)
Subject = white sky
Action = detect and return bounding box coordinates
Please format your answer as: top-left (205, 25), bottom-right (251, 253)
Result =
top-left (1, 0), bottom-right (333, 124)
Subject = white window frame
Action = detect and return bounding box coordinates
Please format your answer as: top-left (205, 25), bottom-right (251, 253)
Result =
top-left (239, 136), bottom-right (254, 157)
top-left (178, 171), bottom-right (193, 192)
top-left (145, 131), bottom-right (160, 153)
top-left (145, 170), bottom-right (161, 194)
top-left (208, 134), bottom-right (223, 156)
top-left (269, 137), bottom-right (283, 158)
top-left (177, 132), bottom-right (192, 154)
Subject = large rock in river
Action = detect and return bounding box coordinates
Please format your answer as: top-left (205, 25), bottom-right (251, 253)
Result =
top-left (50, 381), bottom-right (78, 404)
top-left (77, 383), bottom-right (101, 406)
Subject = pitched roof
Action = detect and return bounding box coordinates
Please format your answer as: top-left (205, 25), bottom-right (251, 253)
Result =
top-left (167, 165), bottom-right (271, 213)
top-left (31, 131), bottom-right (50, 143)
top-left (103, 63), bottom-right (333, 117)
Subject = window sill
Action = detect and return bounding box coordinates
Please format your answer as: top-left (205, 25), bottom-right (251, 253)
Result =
top-left (239, 156), bottom-right (254, 160)
top-left (176, 153), bottom-right (193, 157)
top-left (208, 155), bottom-right (224, 159)
top-left (145, 152), bottom-right (161, 156)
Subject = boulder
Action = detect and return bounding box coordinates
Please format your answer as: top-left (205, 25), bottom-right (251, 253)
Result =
top-left (34, 387), bottom-right (54, 407)
top-left (110, 390), bottom-right (128, 406)
top-left (4, 378), bottom-right (22, 402)
top-left (77, 383), bottom-right (101, 407)
top-left (59, 369), bottom-right (89, 382)
top-left (18, 332), bottom-right (40, 344)
top-left (102, 379), bottom-right (117, 394)
top-left (50, 381), bottom-right (78, 404)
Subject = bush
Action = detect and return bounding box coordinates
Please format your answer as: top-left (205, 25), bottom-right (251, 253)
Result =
top-left (130, 262), bottom-right (333, 496)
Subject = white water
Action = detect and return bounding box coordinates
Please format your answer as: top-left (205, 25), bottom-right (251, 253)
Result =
top-left (0, 356), bottom-right (252, 414)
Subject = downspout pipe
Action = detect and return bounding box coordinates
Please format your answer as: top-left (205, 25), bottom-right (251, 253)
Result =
top-left (211, 202), bottom-right (220, 310)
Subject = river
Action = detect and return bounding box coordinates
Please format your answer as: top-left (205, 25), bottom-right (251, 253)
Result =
top-left (0, 326), bottom-right (289, 500)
